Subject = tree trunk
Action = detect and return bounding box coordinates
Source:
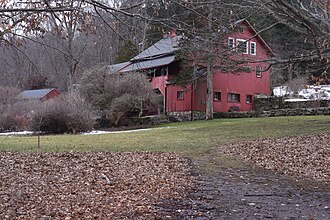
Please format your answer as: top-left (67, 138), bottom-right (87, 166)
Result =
top-left (205, 3), bottom-right (213, 120)
top-left (205, 58), bottom-right (213, 120)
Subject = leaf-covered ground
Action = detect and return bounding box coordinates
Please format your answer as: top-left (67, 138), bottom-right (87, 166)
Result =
top-left (0, 152), bottom-right (194, 219)
top-left (224, 133), bottom-right (330, 182)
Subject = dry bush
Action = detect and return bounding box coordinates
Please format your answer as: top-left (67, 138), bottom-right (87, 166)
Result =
top-left (0, 86), bottom-right (21, 126)
top-left (0, 100), bottom-right (40, 132)
top-left (0, 86), bottom-right (21, 106)
top-left (0, 107), bottom-right (16, 132)
top-left (80, 68), bottom-right (163, 126)
top-left (286, 76), bottom-right (308, 96)
top-left (30, 92), bottom-right (96, 134)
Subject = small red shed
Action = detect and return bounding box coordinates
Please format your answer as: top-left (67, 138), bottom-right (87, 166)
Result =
top-left (17, 88), bottom-right (61, 101)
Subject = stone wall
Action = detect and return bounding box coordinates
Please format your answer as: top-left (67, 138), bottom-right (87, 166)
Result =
top-left (166, 97), bottom-right (330, 121)
top-left (214, 107), bottom-right (330, 118)
top-left (166, 111), bottom-right (206, 121)
top-left (254, 96), bottom-right (330, 111)
top-left (253, 96), bottom-right (284, 111)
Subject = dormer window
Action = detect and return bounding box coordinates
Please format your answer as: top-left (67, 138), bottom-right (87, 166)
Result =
top-left (237, 39), bottom-right (248, 54)
top-left (250, 42), bottom-right (256, 55)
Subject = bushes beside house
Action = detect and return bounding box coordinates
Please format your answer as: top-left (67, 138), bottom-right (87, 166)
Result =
top-left (0, 67), bottom-right (164, 133)
top-left (80, 67), bottom-right (163, 127)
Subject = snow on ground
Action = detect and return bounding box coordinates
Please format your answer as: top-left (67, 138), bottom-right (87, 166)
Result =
top-left (0, 127), bottom-right (171, 136)
top-left (273, 86), bottom-right (292, 97)
top-left (0, 131), bottom-right (34, 136)
top-left (284, 98), bottom-right (308, 102)
top-left (273, 85), bottom-right (330, 100)
top-left (82, 127), bottom-right (171, 135)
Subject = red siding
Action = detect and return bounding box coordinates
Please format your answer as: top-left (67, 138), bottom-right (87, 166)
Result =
top-left (42, 89), bottom-right (61, 101)
top-left (150, 76), bottom-right (168, 96)
top-left (166, 84), bottom-right (193, 112)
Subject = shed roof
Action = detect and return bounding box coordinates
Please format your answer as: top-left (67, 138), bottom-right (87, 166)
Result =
top-left (131, 36), bottom-right (181, 61)
top-left (107, 61), bottom-right (131, 74)
top-left (121, 55), bottom-right (175, 73)
top-left (17, 88), bottom-right (58, 100)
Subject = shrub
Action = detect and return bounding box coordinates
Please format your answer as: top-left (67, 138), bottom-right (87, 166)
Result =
top-left (80, 67), bottom-right (163, 126)
top-left (0, 100), bottom-right (39, 132)
top-left (0, 108), bottom-right (17, 132)
top-left (0, 86), bottom-right (22, 131)
top-left (30, 92), bottom-right (96, 134)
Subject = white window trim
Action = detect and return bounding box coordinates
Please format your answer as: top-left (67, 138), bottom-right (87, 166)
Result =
top-left (228, 37), bottom-right (235, 49)
top-left (250, 42), bottom-right (257, 55)
top-left (236, 39), bottom-right (248, 54)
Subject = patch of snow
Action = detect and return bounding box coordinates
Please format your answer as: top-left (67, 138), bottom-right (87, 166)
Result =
top-left (273, 86), bottom-right (292, 97)
top-left (82, 127), bottom-right (171, 135)
top-left (284, 98), bottom-right (308, 102)
top-left (0, 131), bottom-right (34, 136)
top-left (0, 127), bottom-right (173, 136)
top-left (274, 84), bottom-right (330, 100)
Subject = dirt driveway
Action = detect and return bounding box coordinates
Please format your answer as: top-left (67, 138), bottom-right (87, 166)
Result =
top-left (160, 135), bottom-right (330, 220)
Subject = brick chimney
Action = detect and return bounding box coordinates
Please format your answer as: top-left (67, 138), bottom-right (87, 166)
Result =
top-left (163, 30), bottom-right (177, 39)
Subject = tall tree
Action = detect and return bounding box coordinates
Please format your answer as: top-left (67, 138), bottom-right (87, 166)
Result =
top-left (239, 0), bottom-right (330, 81)
top-left (175, 1), bottom-right (245, 120)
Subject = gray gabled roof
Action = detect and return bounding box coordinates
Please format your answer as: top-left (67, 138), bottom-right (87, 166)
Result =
top-left (17, 88), bottom-right (56, 100)
top-left (131, 35), bottom-right (181, 61)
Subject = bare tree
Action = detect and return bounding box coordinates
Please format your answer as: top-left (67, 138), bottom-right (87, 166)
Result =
top-left (238, 0), bottom-right (330, 76)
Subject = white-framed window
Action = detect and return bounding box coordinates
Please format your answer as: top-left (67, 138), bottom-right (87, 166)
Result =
top-left (228, 37), bottom-right (235, 49)
top-left (237, 39), bottom-right (248, 54)
top-left (256, 65), bottom-right (262, 78)
top-left (228, 93), bottom-right (240, 103)
top-left (250, 42), bottom-right (256, 55)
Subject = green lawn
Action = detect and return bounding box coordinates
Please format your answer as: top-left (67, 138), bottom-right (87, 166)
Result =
top-left (1, 115), bottom-right (330, 156)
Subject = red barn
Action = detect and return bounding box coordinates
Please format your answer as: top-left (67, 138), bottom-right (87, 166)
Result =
top-left (111, 20), bottom-right (273, 118)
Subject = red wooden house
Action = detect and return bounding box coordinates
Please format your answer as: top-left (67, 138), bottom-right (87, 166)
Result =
top-left (111, 20), bottom-right (273, 118)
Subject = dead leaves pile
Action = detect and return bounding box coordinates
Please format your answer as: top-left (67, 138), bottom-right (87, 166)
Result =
top-left (0, 152), bottom-right (194, 219)
top-left (225, 133), bottom-right (330, 182)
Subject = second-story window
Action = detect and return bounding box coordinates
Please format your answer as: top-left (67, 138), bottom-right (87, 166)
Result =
top-left (250, 42), bottom-right (256, 55)
top-left (228, 38), bottom-right (235, 49)
top-left (237, 39), bottom-right (248, 54)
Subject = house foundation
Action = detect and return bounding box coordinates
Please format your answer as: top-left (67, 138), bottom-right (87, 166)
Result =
top-left (167, 111), bottom-right (206, 121)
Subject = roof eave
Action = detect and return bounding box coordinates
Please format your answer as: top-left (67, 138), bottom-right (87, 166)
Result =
top-left (237, 19), bottom-right (275, 57)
